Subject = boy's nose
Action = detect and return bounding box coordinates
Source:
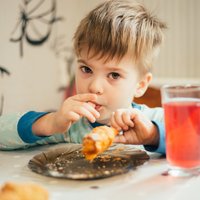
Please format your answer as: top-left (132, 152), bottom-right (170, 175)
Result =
top-left (88, 78), bottom-right (103, 95)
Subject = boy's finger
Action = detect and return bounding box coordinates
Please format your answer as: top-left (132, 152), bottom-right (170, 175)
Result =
top-left (73, 93), bottom-right (98, 102)
top-left (67, 111), bottom-right (81, 122)
top-left (82, 102), bottom-right (100, 118)
top-left (75, 107), bottom-right (97, 123)
top-left (122, 112), bottom-right (134, 127)
top-left (113, 135), bottom-right (127, 143)
top-left (113, 110), bottom-right (127, 129)
top-left (110, 117), bottom-right (122, 131)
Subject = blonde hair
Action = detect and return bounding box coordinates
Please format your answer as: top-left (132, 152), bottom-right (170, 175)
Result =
top-left (73, 0), bottom-right (167, 74)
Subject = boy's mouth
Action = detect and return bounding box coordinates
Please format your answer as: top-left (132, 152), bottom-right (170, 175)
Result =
top-left (89, 101), bottom-right (103, 111)
top-left (94, 104), bottom-right (102, 111)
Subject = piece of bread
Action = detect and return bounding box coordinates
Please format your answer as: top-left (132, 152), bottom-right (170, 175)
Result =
top-left (82, 126), bottom-right (118, 161)
top-left (0, 182), bottom-right (48, 200)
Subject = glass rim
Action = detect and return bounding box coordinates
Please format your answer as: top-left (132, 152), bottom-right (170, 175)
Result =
top-left (161, 84), bottom-right (200, 92)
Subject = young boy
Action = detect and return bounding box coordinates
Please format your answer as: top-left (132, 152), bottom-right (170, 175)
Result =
top-left (0, 0), bottom-right (166, 154)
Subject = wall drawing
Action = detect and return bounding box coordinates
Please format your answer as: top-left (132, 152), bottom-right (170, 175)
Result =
top-left (0, 66), bottom-right (11, 116)
top-left (10, 0), bottom-right (63, 57)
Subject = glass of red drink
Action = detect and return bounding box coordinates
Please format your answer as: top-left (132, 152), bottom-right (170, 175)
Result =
top-left (161, 85), bottom-right (200, 177)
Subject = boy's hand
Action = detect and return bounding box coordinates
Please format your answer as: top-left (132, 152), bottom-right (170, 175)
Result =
top-left (110, 108), bottom-right (159, 146)
top-left (33, 93), bottom-right (100, 136)
top-left (53, 93), bottom-right (100, 133)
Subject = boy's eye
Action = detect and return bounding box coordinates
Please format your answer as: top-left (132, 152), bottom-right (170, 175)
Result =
top-left (80, 66), bottom-right (92, 74)
top-left (109, 72), bottom-right (120, 80)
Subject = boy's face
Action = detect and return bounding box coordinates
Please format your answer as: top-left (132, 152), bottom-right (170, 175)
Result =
top-left (75, 49), bottom-right (146, 124)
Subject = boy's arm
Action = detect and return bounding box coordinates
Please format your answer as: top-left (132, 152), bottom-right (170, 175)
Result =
top-left (144, 120), bottom-right (166, 154)
top-left (0, 112), bottom-right (34, 150)
top-left (17, 111), bottom-right (50, 143)
top-left (0, 112), bottom-right (67, 150)
top-left (141, 105), bottom-right (166, 154)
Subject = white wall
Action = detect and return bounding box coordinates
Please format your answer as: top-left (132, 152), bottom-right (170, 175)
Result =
top-left (139, 0), bottom-right (200, 80)
top-left (0, 0), bottom-right (102, 114)
top-left (0, 0), bottom-right (199, 114)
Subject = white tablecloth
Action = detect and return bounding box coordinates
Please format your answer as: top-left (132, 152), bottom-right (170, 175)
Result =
top-left (0, 143), bottom-right (200, 200)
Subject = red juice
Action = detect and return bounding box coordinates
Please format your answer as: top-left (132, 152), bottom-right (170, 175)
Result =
top-left (164, 99), bottom-right (200, 168)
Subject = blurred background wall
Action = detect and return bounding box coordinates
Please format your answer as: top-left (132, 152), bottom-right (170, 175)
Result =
top-left (0, 0), bottom-right (199, 114)
top-left (138, 0), bottom-right (200, 85)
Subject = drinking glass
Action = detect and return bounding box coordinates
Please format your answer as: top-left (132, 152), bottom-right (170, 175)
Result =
top-left (161, 85), bottom-right (200, 177)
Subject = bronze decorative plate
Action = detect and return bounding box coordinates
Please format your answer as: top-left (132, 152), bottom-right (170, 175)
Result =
top-left (28, 144), bottom-right (149, 180)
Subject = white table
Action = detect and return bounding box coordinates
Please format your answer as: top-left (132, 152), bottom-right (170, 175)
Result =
top-left (0, 143), bottom-right (200, 200)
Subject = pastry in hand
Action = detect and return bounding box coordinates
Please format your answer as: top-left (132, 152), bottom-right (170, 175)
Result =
top-left (0, 182), bottom-right (48, 200)
top-left (82, 126), bottom-right (119, 161)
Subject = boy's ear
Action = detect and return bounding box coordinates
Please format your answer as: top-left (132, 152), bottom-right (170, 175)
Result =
top-left (134, 72), bottom-right (152, 98)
